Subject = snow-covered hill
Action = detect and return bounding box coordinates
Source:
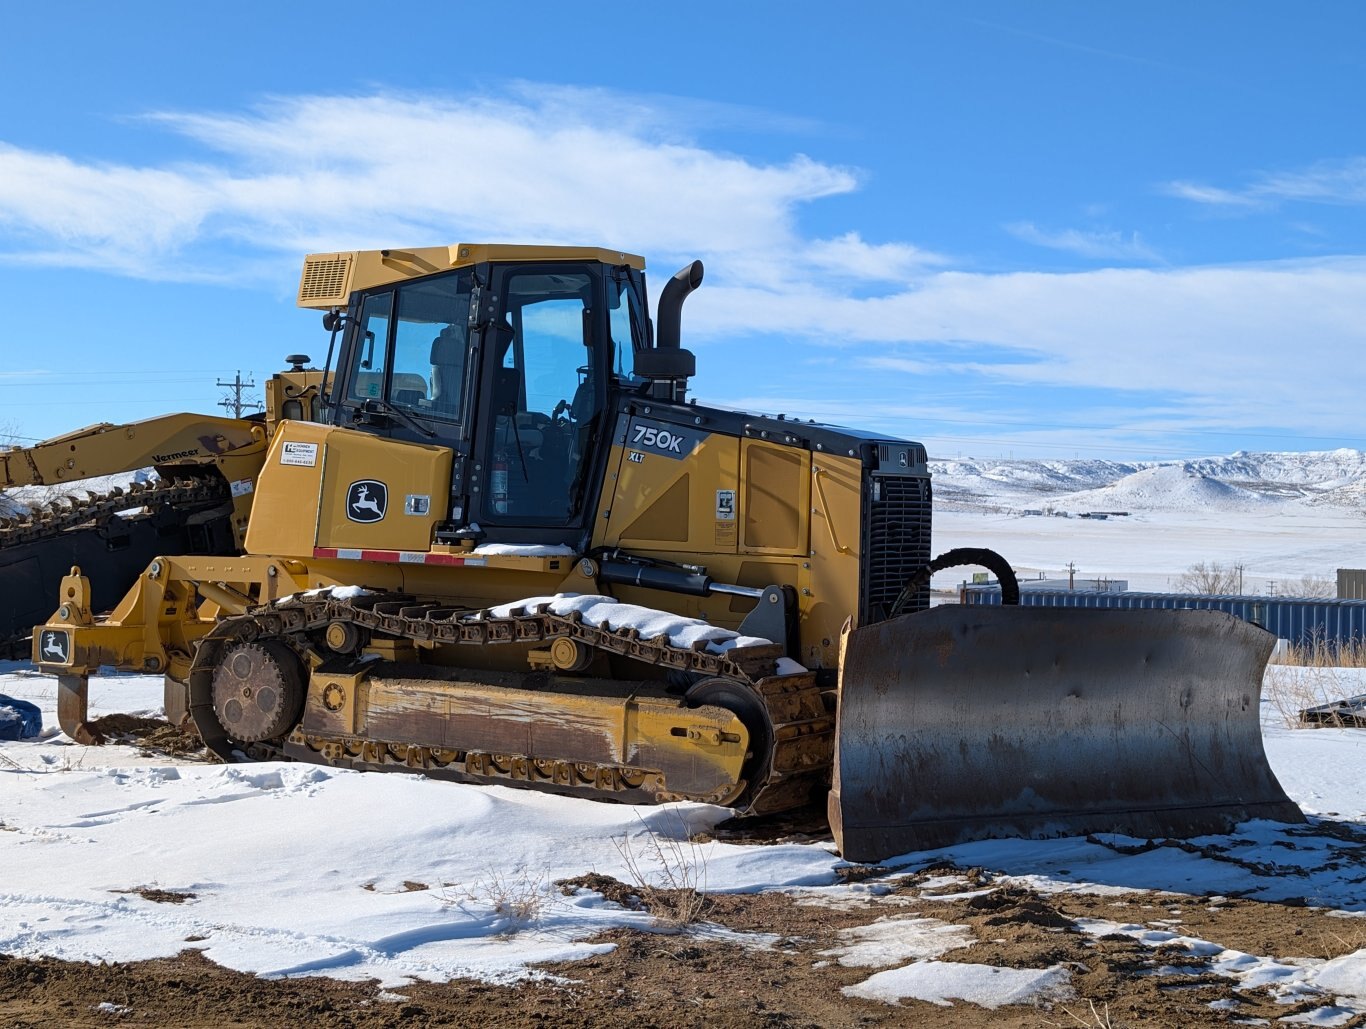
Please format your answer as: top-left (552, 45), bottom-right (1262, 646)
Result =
top-left (931, 448), bottom-right (1366, 513)
top-left (1052, 465), bottom-right (1279, 513)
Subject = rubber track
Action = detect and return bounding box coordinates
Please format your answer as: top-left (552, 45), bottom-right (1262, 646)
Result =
top-left (191, 591), bottom-right (835, 815)
top-left (0, 478), bottom-right (230, 549)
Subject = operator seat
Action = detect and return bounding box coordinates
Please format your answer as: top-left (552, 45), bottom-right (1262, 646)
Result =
top-left (429, 325), bottom-right (468, 415)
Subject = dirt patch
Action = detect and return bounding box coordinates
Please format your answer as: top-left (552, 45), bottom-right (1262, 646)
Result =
top-left (704, 804), bottom-right (834, 848)
top-left (110, 887), bottom-right (196, 905)
top-left (2, 874), bottom-right (1363, 1027)
top-left (559, 873), bottom-right (646, 911)
top-left (84, 714), bottom-right (211, 759)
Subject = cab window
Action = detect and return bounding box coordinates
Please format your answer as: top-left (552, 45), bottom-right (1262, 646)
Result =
top-left (346, 293), bottom-right (392, 403)
top-left (485, 268), bottom-right (601, 522)
top-left (343, 271), bottom-right (473, 422)
top-left (607, 271), bottom-right (645, 382)
top-left (392, 272), bottom-right (473, 419)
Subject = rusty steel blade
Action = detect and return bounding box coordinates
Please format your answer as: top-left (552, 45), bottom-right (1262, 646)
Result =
top-left (829, 606), bottom-right (1304, 862)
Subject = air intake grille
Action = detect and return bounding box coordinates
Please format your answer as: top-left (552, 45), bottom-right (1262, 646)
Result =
top-left (298, 255), bottom-right (353, 304)
top-left (861, 473), bottom-right (932, 623)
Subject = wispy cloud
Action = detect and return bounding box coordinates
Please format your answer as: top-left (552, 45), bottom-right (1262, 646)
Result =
top-left (1165, 157), bottom-right (1366, 210)
top-left (1160, 180), bottom-right (1265, 208)
top-left (1005, 222), bottom-right (1161, 261)
top-left (804, 232), bottom-right (947, 282)
top-left (1257, 158), bottom-right (1366, 204)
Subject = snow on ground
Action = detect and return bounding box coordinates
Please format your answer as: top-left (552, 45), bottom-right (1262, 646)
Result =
top-left (2, 656), bottom-right (1365, 1013)
top-left (843, 960), bottom-right (1073, 1009)
top-left (925, 450), bottom-right (1366, 595)
top-left (929, 448), bottom-right (1366, 508)
top-left (932, 505), bottom-right (1366, 594)
top-left (0, 664), bottom-right (832, 988)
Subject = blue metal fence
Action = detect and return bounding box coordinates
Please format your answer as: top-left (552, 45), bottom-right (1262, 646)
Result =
top-left (962, 587), bottom-right (1366, 648)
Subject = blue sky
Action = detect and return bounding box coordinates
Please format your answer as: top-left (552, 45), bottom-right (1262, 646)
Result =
top-left (2, 2), bottom-right (1365, 459)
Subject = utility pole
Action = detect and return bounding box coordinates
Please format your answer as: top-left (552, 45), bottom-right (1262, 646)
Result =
top-left (217, 371), bottom-right (262, 419)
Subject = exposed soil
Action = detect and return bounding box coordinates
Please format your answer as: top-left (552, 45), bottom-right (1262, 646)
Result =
top-left (3, 865), bottom-right (1363, 1028)
top-left (83, 714), bottom-right (211, 758)
top-left (8, 727), bottom-right (1362, 1027)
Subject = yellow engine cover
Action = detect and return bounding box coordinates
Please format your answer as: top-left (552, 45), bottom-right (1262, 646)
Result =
top-left (245, 422), bottom-right (453, 558)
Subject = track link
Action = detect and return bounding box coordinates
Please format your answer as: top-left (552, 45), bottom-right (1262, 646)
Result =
top-left (188, 591), bottom-right (834, 815)
top-left (0, 477), bottom-right (229, 549)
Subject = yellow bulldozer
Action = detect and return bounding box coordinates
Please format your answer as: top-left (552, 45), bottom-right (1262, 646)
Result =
top-left (30, 243), bottom-right (1302, 861)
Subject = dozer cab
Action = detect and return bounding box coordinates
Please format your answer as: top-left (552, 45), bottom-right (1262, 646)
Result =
top-left (32, 243), bottom-right (1302, 861)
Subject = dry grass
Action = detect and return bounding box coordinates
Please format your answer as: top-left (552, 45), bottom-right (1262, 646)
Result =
top-left (1264, 663), bottom-right (1362, 729)
top-left (1043, 999), bottom-right (1117, 1028)
top-left (446, 865), bottom-right (549, 926)
top-left (1270, 634), bottom-right (1366, 668)
top-left (1263, 632), bottom-right (1366, 729)
top-left (612, 813), bottom-right (710, 927)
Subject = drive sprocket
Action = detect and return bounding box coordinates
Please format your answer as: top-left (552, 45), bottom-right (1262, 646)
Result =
top-left (210, 640), bottom-right (305, 743)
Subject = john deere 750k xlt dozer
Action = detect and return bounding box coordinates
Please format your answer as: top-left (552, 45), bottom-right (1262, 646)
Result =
top-left (33, 244), bottom-right (1302, 860)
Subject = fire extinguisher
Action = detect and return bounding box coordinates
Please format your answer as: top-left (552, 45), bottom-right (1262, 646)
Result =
top-left (491, 447), bottom-right (509, 515)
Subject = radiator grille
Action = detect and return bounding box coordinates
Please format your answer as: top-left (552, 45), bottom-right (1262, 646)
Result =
top-left (297, 255), bottom-right (353, 304)
top-left (861, 473), bottom-right (932, 622)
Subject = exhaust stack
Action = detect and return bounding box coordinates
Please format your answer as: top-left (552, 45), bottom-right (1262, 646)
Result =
top-left (637, 260), bottom-right (703, 401)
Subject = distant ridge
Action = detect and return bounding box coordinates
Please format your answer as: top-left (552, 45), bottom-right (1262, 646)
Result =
top-left (930, 449), bottom-right (1366, 511)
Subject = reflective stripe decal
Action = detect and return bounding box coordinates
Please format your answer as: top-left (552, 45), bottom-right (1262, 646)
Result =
top-left (313, 547), bottom-right (486, 567)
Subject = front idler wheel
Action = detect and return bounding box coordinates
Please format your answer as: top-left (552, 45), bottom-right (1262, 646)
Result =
top-left (211, 640), bottom-right (306, 743)
top-left (686, 676), bottom-right (774, 808)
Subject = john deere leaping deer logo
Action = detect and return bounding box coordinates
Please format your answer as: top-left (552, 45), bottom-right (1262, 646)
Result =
top-left (40, 630), bottom-right (70, 664)
top-left (346, 480), bottom-right (388, 523)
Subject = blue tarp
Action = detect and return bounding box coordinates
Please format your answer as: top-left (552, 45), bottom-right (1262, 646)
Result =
top-left (0, 694), bottom-right (42, 740)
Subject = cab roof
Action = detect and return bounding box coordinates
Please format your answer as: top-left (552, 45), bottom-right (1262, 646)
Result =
top-left (297, 244), bottom-right (646, 309)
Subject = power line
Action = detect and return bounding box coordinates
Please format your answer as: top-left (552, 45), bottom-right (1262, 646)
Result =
top-left (216, 372), bottom-right (263, 419)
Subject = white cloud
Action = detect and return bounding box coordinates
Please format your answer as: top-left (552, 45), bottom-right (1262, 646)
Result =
top-left (688, 257), bottom-right (1366, 448)
top-left (1005, 221), bottom-right (1160, 261)
top-left (1, 87), bottom-right (1364, 455)
top-left (1255, 158), bottom-right (1366, 204)
top-left (804, 232), bottom-right (948, 282)
top-left (0, 93), bottom-right (859, 282)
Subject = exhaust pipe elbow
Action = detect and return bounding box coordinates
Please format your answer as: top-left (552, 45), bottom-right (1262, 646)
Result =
top-left (655, 260), bottom-right (704, 350)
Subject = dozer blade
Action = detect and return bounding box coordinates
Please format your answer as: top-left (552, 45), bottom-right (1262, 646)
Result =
top-left (829, 606), bottom-right (1305, 862)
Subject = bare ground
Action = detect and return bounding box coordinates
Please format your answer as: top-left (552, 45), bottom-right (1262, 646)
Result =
top-left (3, 862), bottom-right (1364, 1028)
top-left (4, 726), bottom-right (1364, 1028)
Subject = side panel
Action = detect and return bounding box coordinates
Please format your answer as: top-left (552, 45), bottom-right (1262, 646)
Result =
top-left (740, 439), bottom-right (810, 555)
top-left (803, 453), bottom-right (864, 672)
top-left (600, 414), bottom-right (739, 555)
top-left (245, 422), bottom-right (453, 558)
